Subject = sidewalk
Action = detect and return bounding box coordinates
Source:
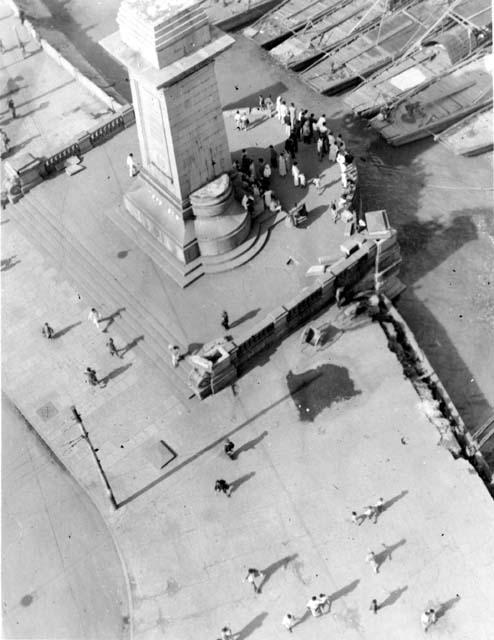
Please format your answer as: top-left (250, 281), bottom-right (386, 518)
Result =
top-left (0, 0), bottom-right (113, 163)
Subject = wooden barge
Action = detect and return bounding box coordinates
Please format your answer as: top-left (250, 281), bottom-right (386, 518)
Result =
top-left (243, 0), bottom-right (351, 50)
top-left (369, 51), bottom-right (493, 146)
top-left (269, 0), bottom-right (394, 71)
top-left (435, 103), bottom-right (494, 156)
top-left (299, 0), bottom-right (453, 95)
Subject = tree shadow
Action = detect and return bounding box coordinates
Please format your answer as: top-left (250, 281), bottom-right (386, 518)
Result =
top-left (52, 321), bottom-right (81, 339)
top-left (436, 595), bottom-right (460, 621)
top-left (233, 430), bottom-right (269, 458)
top-left (119, 335), bottom-right (144, 357)
top-left (235, 612), bottom-right (268, 640)
top-left (1, 256), bottom-right (21, 271)
top-left (258, 553), bottom-right (298, 592)
top-left (382, 490), bottom-right (408, 514)
top-left (230, 308), bottom-right (261, 329)
top-left (375, 538), bottom-right (406, 570)
top-left (100, 363), bottom-right (132, 386)
top-left (379, 585), bottom-right (408, 609)
top-left (101, 306), bottom-right (125, 333)
top-left (297, 204), bottom-right (329, 229)
top-left (230, 471), bottom-right (256, 494)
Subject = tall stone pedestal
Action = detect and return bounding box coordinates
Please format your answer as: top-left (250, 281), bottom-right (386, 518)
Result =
top-left (101, 0), bottom-right (239, 286)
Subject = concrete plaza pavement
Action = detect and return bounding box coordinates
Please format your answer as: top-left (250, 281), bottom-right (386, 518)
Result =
top-left (0, 0), bottom-right (114, 163)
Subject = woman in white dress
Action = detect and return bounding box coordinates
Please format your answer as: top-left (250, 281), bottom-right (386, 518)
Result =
top-left (278, 152), bottom-right (287, 177)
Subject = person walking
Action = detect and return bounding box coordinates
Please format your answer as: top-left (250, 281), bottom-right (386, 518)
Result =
top-left (282, 613), bottom-right (297, 633)
top-left (244, 568), bottom-right (264, 593)
top-left (215, 479), bottom-right (232, 497)
top-left (370, 598), bottom-right (379, 614)
top-left (224, 438), bottom-right (235, 460)
top-left (85, 367), bottom-right (99, 386)
top-left (312, 176), bottom-right (322, 195)
top-left (351, 510), bottom-right (364, 525)
top-left (221, 626), bottom-right (234, 640)
top-left (221, 310), bottom-right (229, 331)
top-left (7, 98), bottom-right (16, 119)
top-left (363, 504), bottom-right (376, 523)
top-left (278, 151), bottom-right (287, 178)
top-left (126, 153), bottom-right (137, 177)
top-left (88, 307), bottom-right (103, 331)
top-left (107, 337), bottom-right (122, 358)
top-left (0, 128), bottom-right (10, 154)
top-left (42, 322), bottom-right (54, 339)
top-left (366, 550), bottom-right (379, 573)
top-left (372, 497), bottom-right (384, 522)
top-left (421, 609), bottom-right (437, 632)
top-left (168, 344), bottom-right (181, 367)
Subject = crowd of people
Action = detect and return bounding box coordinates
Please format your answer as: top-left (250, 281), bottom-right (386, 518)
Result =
top-left (231, 94), bottom-right (360, 229)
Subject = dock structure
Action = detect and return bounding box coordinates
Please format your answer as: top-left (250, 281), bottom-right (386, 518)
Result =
top-left (344, 0), bottom-right (492, 117)
top-left (369, 50), bottom-right (493, 146)
top-left (299, 0), bottom-right (455, 95)
top-left (243, 0), bottom-right (350, 49)
top-left (269, 0), bottom-right (395, 71)
top-left (435, 103), bottom-right (494, 156)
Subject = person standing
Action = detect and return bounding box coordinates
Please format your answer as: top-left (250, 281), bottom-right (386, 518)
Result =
top-left (224, 438), bottom-right (235, 459)
top-left (306, 596), bottom-right (322, 617)
top-left (0, 128), bottom-right (10, 154)
top-left (265, 94), bottom-right (274, 116)
top-left (42, 322), bottom-right (54, 339)
top-left (126, 153), bottom-right (137, 177)
top-left (283, 112), bottom-right (291, 137)
top-left (278, 152), bottom-right (287, 178)
top-left (244, 568), bottom-right (264, 593)
top-left (221, 625), bottom-right (234, 640)
top-left (336, 133), bottom-right (346, 151)
top-left (288, 102), bottom-right (296, 128)
top-left (370, 599), bottom-right (379, 614)
top-left (240, 149), bottom-right (251, 175)
top-left (240, 112), bottom-right (249, 131)
top-left (275, 95), bottom-right (283, 121)
top-left (85, 367), bottom-right (99, 386)
top-left (279, 100), bottom-right (288, 125)
top-left (234, 110), bottom-right (242, 130)
top-left (7, 98), bottom-right (16, 119)
top-left (421, 609), bottom-right (437, 632)
top-left (351, 510), bottom-right (364, 525)
top-left (282, 613), bottom-right (297, 633)
top-left (215, 479), bottom-right (232, 497)
top-left (269, 144), bottom-right (278, 169)
top-left (258, 94), bottom-right (265, 112)
top-left (88, 307), bottom-right (103, 331)
top-left (107, 337), bottom-right (122, 358)
top-left (221, 310), bottom-right (229, 330)
top-left (366, 550), bottom-right (379, 573)
top-left (316, 135), bottom-right (324, 161)
top-left (168, 344), bottom-right (181, 367)
top-left (372, 497), bottom-right (384, 522)
top-left (291, 161), bottom-right (300, 187)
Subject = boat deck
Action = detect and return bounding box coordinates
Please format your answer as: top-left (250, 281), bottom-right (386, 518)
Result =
top-left (370, 52), bottom-right (493, 145)
top-left (436, 104), bottom-right (494, 156)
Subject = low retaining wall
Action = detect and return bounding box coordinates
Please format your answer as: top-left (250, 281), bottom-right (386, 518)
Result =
top-left (189, 229), bottom-right (400, 398)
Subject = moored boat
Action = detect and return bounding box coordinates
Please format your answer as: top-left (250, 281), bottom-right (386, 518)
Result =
top-left (435, 103), bottom-right (494, 156)
top-left (300, 0), bottom-right (452, 95)
top-left (243, 0), bottom-right (350, 50)
top-left (369, 51), bottom-right (493, 146)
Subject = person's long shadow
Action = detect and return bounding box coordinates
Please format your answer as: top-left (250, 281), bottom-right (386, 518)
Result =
top-left (52, 321), bottom-right (82, 339)
top-left (101, 307), bottom-right (126, 333)
top-left (293, 608), bottom-right (312, 628)
top-left (258, 553), bottom-right (298, 592)
top-left (382, 490), bottom-right (409, 515)
top-left (436, 594), bottom-right (461, 621)
top-left (235, 612), bottom-right (268, 640)
top-left (233, 430), bottom-right (268, 459)
top-left (230, 308), bottom-right (261, 329)
top-left (119, 335), bottom-right (144, 357)
top-left (375, 538), bottom-right (407, 571)
top-left (230, 471), bottom-right (256, 495)
top-left (328, 578), bottom-right (360, 608)
top-left (100, 363), bottom-right (132, 387)
top-left (1, 256), bottom-right (21, 271)
top-left (379, 585), bottom-right (408, 609)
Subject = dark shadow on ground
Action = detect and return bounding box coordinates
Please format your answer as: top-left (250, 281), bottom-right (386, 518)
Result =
top-left (187, 342), bottom-right (203, 355)
top-left (120, 335), bottom-right (144, 357)
top-left (101, 307), bottom-right (125, 332)
top-left (297, 204), bottom-right (328, 229)
top-left (287, 364), bottom-right (361, 422)
top-left (329, 578), bottom-right (360, 605)
top-left (6, 134), bottom-right (41, 156)
top-left (222, 81), bottom-right (288, 111)
top-left (1, 256), bottom-right (21, 271)
top-left (382, 490), bottom-right (408, 514)
top-left (436, 595), bottom-right (461, 620)
top-left (17, 0), bottom-right (131, 102)
top-left (100, 363), bottom-right (132, 386)
top-left (230, 471), bottom-right (256, 494)
top-left (52, 321), bottom-right (82, 339)
top-left (259, 554), bottom-right (298, 592)
top-left (235, 612), bottom-right (268, 640)
top-left (233, 430), bottom-right (268, 458)
top-left (379, 586), bottom-right (408, 609)
top-left (117, 249), bottom-right (130, 259)
top-left (375, 539), bottom-right (406, 570)
top-left (230, 307), bottom-right (261, 329)
top-left (293, 608), bottom-right (312, 628)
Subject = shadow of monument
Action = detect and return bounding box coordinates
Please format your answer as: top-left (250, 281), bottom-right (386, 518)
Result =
top-left (222, 81), bottom-right (288, 111)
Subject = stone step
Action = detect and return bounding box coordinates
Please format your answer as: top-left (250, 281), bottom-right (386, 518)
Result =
top-left (11, 195), bottom-right (195, 398)
top-left (103, 203), bottom-right (205, 289)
